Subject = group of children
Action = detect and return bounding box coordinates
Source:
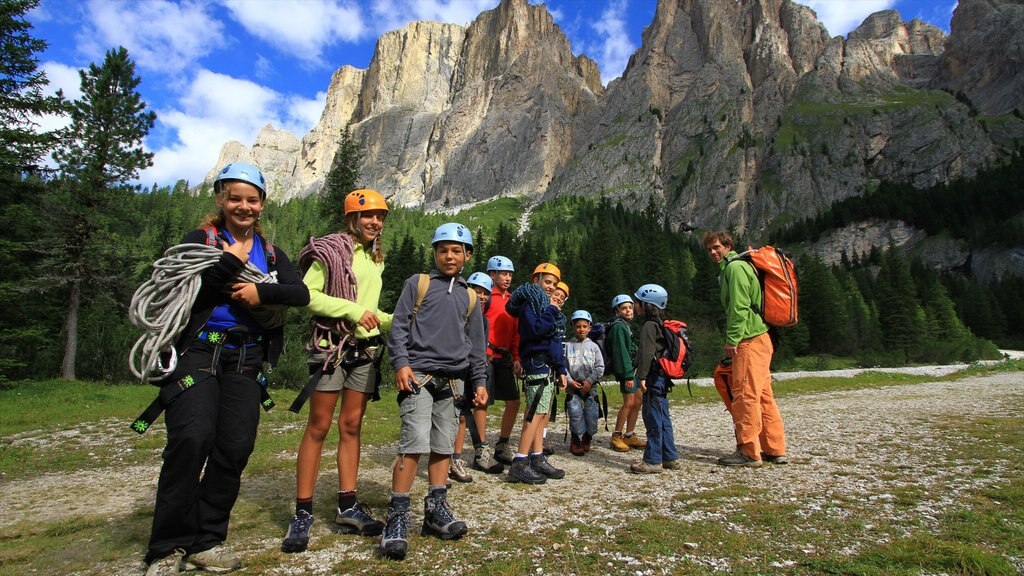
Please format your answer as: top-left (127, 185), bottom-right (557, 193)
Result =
top-left (143, 167), bottom-right (693, 575)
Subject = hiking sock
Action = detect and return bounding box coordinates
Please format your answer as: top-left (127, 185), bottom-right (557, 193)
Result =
top-left (516, 452), bottom-right (529, 460)
top-left (338, 490), bottom-right (357, 512)
top-left (452, 452), bottom-right (462, 461)
top-left (296, 497), bottom-right (313, 516)
top-left (497, 436), bottom-right (510, 446)
top-left (428, 485), bottom-right (448, 498)
top-left (624, 431), bottom-right (635, 438)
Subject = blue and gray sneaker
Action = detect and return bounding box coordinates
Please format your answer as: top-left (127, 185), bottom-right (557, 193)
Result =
top-left (281, 510), bottom-right (314, 553)
top-left (421, 492), bottom-right (468, 540)
top-left (335, 502), bottom-right (385, 536)
top-left (379, 504), bottom-right (410, 561)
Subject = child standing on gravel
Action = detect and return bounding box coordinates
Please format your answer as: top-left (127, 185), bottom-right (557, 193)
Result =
top-left (449, 271), bottom-right (493, 484)
top-left (379, 223), bottom-right (488, 561)
top-left (565, 310), bottom-right (604, 455)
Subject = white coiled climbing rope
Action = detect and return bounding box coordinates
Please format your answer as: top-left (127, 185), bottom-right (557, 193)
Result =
top-left (128, 243), bottom-right (283, 382)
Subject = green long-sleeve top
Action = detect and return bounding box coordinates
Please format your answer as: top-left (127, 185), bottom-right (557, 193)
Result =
top-left (719, 250), bottom-right (768, 345)
top-left (303, 243), bottom-right (392, 340)
top-left (607, 318), bottom-right (637, 380)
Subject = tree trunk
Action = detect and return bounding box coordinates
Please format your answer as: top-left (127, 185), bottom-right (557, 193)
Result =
top-left (61, 279), bottom-right (80, 381)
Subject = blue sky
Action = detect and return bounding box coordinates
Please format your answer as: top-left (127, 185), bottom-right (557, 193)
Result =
top-left (27, 0), bottom-right (957, 189)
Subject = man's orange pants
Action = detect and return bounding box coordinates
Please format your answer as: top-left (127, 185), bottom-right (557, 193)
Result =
top-left (729, 332), bottom-right (786, 460)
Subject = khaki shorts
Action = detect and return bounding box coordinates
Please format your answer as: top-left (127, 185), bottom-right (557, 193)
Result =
top-left (309, 347), bottom-right (380, 395)
top-left (397, 372), bottom-right (463, 455)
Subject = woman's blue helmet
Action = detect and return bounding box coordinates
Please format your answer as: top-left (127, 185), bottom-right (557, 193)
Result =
top-left (467, 272), bottom-right (493, 292)
top-left (214, 162), bottom-right (266, 198)
top-left (431, 223), bottom-right (473, 248)
top-left (634, 283), bottom-right (668, 310)
top-left (487, 256), bottom-right (514, 272)
top-left (611, 294), bottom-right (632, 310)
top-left (571, 310), bottom-right (593, 324)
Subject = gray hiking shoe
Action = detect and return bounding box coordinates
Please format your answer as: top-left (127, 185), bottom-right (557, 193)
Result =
top-left (530, 454), bottom-right (565, 479)
top-left (422, 492), bottom-right (468, 540)
top-left (448, 457), bottom-right (474, 483)
top-left (184, 545), bottom-right (240, 573)
top-left (145, 549), bottom-right (184, 576)
top-left (335, 502), bottom-right (384, 536)
top-left (507, 458), bottom-right (546, 484)
top-left (629, 460), bottom-right (665, 474)
top-left (472, 444), bottom-right (505, 474)
top-left (717, 449), bottom-right (764, 468)
top-left (494, 441), bottom-right (515, 465)
top-left (280, 509), bottom-right (314, 553)
top-left (379, 503), bottom-right (410, 561)
top-left (762, 452), bottom-right (789, 464)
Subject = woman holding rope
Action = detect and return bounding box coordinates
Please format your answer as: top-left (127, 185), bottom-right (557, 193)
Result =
top-left (143, 163), bottom-right (309, 576)
top-left (280, 189), bottom-right (392, 553)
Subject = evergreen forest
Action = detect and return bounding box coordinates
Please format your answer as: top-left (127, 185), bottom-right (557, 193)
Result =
top-left (1, 0), bottom-right (1019, 388)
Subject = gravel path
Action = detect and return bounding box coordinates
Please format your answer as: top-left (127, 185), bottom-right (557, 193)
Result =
top-left (2, 365), bottom-right (1021, 575)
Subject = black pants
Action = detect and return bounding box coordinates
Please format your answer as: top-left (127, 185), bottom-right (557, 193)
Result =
top-left (146, 340), bottom-right (263, 563)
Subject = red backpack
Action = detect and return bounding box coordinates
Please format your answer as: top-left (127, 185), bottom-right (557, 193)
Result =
top-left (655, 319), bottom-right (694, 380)
top-left (728, 246), bottom-right (799, 328)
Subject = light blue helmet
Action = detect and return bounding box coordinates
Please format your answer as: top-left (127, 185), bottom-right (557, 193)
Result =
top-left (487, 255), bottom-right (514, 272)
top-left (571, 310), bottom-right (593, 324)
top-left (467, 272), bottom-right (493, 292)
top-left (611, 294), bottom-right (632, 310)
top-left (214, 162), bottom-right (266, 198)
top-left (431, 223), bottom-right (473, 248)
top-left (634, 283), bottom-right (668, 310)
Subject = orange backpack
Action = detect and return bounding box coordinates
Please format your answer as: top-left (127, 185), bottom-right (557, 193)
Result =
top-left (728, 246), bottom-right (799, 328)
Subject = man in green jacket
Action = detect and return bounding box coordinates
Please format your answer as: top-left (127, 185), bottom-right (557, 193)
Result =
top-left (704, 231), bottom-right (787, 467)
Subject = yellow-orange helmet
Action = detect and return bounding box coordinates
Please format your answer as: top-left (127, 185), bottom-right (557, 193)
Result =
top-left (555, 281), bottom-right (570, 298)
top-left (344, 189), bottom-right (389, 216)
top-left (532, 263), bottom-right (561, 282)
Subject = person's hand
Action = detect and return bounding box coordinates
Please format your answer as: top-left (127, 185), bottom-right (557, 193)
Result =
top-left (558, 374), bottom-right (568, 391)
top-left (570, 379), bottom-right (583, 391)
top-left (513, 360), bottom-right (523, 377)
top-left (473, 386), bottom-right (489, 407)
top-left (357, 310), bottom-right (381, 331)
top-left (639, 380), bottom-right (648, 393)
top-left (221, 239), bottom-right (249, 263)
top-left (581, 380), bottom-right (593, 395)
top-left (395, 367), bottom-right (416, 393)
top-left (725, 343), bottom-right (737, 358)
top-left (230, 283), bottom-right (260, 306)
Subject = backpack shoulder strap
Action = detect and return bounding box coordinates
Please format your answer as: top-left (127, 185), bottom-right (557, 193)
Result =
top-left (263, 237), bottom-right (276, 265)
top-left (411, 273), bottom-right (430, 320)
top-left (202, 225), bottom-right (219, 247)
top-left (466, 286), bottom-right (477, 321)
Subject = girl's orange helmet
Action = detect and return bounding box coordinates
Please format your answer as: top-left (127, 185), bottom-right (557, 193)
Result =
top-left (344, 189), bottom-right (389, 215)
top-left (532, 263), bottom-right (561, 282)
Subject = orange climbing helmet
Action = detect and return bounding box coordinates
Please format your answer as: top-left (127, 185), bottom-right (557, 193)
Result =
top-left (532, 263), bottom-right (561, 282)
top-left (344, 189), bottom-right (389, 216)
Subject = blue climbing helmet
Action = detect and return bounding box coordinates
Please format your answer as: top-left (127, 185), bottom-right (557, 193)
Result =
top-left (214, 162), bottom-right (267, 198)
top-left (431, 223), bottom-right (473, 249)
top-left (634, 283), bottom-right (668, 310)
top-left (467, 272), bottom-right (493, 292)
top-left (571, 310), bottom-right (593, 324)
top-left (487, 255), bottom-right (514, 272)
top-left (611, 294), bottom-right (632, 310)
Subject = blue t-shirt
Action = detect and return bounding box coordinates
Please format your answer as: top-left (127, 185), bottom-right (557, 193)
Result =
top-left (204, 230), bottom-right (268, 334)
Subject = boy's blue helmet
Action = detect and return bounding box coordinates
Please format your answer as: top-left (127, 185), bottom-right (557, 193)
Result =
top-left (215, 162), bottom-right (266, 198)
top-left (467, 272), bottom-right (493, 292)
top-left (431, 223), bottom-right (473, 248)
top-left (571, 310), bottom-right (593, 324)
top-left (611, 294), bottom-right (632, 310)
top-left (634, 284), bottom-right (668, 309)
top-left (487, 256), bottom-right (514, 272)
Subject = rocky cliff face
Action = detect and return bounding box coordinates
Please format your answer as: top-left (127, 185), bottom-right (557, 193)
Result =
top-left (208, 0), bottom-right (1024, 240)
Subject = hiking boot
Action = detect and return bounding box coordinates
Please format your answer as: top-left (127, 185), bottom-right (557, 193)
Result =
top-left (630, 460), bottom-right (665, 474)
top-left (472, 444), bottom-right (505, 474)
top-left (610, 432), bottom-right (630, 452)
top-left (448, 457), bottom-right (474, 483)
top-left (581, 434), bottom-right (593, 453)
top-left (421, 492), bottom-right (468, 540)
top-left (280, 510), bottom-right (314, 553)
top-left (542, 443), bottom-right (555, 456)
top-left (335, 502), bottom-right (385, 536)
top-left (623, 434), bottom-right (647, 448)
top-left (494, 441), bottom-right (515, 465)
top-left (379, 503), bottom-right (409, 561)
top-left (146, 549), bottom-right (184, 576)
top-left (569, 434), bottom-right (586, 456)
top-left (717, 449), bottom-right (764, 468)
top-left (762, 453), bottom-right (789, 465)
top-left (507, 458), bottom-right (547, 484)
top-left (531, 454), bottom-right (565, 479)
top-left (184, 545), bottom-right (241, 573)
top-left (662, 459), bottom-right (683, 470)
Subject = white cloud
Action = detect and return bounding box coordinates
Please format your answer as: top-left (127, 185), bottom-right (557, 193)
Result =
top-left (78, 0), bottom-right (222, 75)
top-left (369, 0), bottom-right (498, 36)
top-left (800, 0), bottom-right (895, 38)
top-left (220, 0), bottom-right (365, 67)
top-left (590, 0), bottom-right (636, 84)
top-left (139, 69), bottom-right (323, 187)
top-left (34, 61), bottom-right (82, 134)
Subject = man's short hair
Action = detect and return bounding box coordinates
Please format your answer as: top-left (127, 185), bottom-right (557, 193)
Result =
top-left (703, 231), bottom-right (734, 249)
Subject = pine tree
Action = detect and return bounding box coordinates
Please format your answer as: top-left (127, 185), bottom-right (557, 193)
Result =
top-left (48, 46), bottom-right (155, 380)
top-left (320, 124), bottom-right (362, 232)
